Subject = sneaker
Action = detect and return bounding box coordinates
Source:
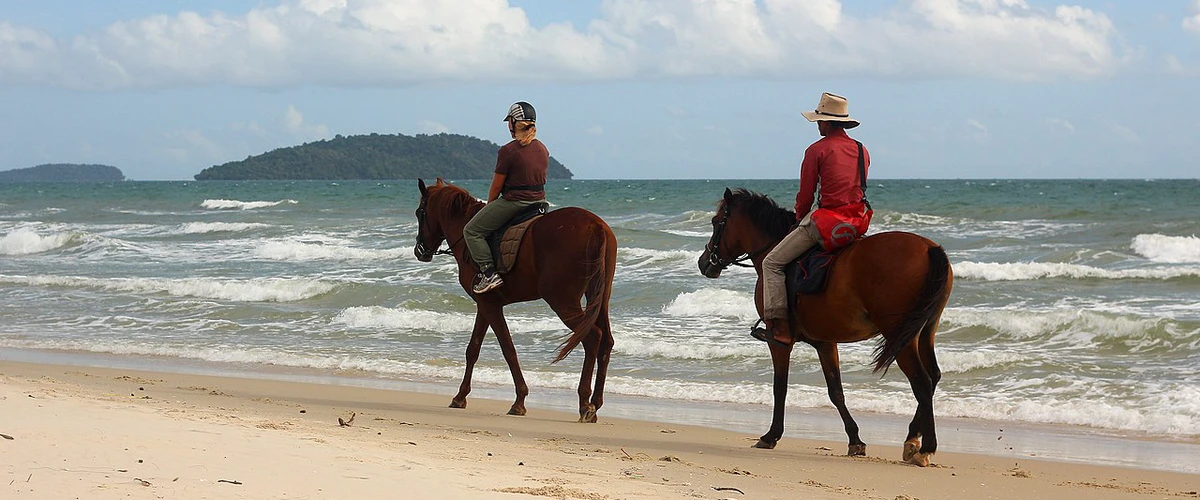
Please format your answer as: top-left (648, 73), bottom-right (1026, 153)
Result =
top-left (473, 269), bottom-right (504, 294)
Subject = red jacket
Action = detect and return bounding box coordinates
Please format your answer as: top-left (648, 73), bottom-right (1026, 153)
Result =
top-left (795, 128), bottom-right (870, 221)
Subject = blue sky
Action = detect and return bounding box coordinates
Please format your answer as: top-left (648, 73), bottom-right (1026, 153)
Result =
top-left (2, 0), bottom-right (1198, 180)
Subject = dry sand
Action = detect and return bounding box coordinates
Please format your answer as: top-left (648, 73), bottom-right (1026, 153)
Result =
top-left (1, 360), bottom-right (1197, 499)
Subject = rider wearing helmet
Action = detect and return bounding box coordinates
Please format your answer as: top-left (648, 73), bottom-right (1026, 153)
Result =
top-left (463, 101), bottom-right (549, 294)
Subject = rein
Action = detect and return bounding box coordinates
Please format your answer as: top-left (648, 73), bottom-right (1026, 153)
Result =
top-left (415, 204), bottom-right (462, 258)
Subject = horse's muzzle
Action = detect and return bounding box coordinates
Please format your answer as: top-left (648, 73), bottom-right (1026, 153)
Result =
top-left (414, 242), bottom-right (434, 262)
top-left (698, 250), bottom-right (723, 278)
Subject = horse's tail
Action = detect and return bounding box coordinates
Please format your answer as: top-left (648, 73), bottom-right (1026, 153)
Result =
top-left (872, 244), bottom-right (952, 374)
top-left (554, 221), bottom-right (614, 363)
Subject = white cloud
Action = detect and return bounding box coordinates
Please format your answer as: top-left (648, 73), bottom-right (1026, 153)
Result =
top-left (586, 125), bottom-right (605, 136)
top-left (1164, 55), bottom-right (1200, 76)
top-left (1047, 118), bottom-right (1075, 134)
top-left (0, 0), bottom-right (1124, 89)
top-left (1104, 121), bottom-right (1141, 143)
top-left (284, 105), bottom-right (330, 140)
top-left (1186, 0), bottom-right (1200, 33)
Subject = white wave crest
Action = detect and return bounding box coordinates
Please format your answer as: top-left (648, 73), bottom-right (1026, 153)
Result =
top-left (1132, 234), bottom-right (1200, 264)
top-left (178, 222), bottom-right (272, 234)
top-left (253, 240), bottom-right (413, 261)
top-left (0, 274), bottom-right (333, 302)
top-left (662, 288), bottom-right (757, 321)
top-left (661, 229), bottom-right (711, 238)
top-left (333, 306), bottom-right (565, 333)
top-left (201, 199), bottom-right (298, 210)
top-left (942, 308), bottom-right (1168, 342)
top-left (955, 261), bottom-right (1200, 281)
top-left (0, 228), bottom-right (80, 255)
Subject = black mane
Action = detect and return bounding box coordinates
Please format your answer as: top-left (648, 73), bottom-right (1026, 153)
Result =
top-left (725, 189), bottom-right (796, 240)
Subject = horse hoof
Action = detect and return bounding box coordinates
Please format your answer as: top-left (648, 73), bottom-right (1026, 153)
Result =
top-left (449, 399), bottom-right (466, 409)
top-left (907, 452), bottom-right (931, 467)
top-left (507, 405), bottom-right (526, 416)
top-left (847, 444), bottom-right (867, 456)
top-left (578, 407), bottom-right (598, 423)
top-left (752, 439), bottom-right (777, 449)
top-left (902, 439), bottom-right (920, 462)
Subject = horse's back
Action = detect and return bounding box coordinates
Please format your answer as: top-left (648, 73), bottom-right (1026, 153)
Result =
top-left (502, 206), bottom-right (616, 298)
top-left (798, 231), bottom-right (950, 342)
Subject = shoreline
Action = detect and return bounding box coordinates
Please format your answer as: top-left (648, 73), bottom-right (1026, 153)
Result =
top-left (2, 347), bottom-right (1199, 475)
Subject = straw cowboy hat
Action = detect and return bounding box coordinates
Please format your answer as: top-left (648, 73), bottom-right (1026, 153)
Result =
top-left (801, 92), bottom-right (859, 129)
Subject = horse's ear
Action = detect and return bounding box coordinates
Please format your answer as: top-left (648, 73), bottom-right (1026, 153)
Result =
top-left (418, 178), bottom-right (427, 196)
top-left (723, 188), bottom-right (734, 203)
top-left (435, 177), bottom-right (446, 187)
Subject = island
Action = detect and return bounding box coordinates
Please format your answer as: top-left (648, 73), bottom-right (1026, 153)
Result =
top-left (194, 133), bottom-right (573, 180)
top-left (0, 164), bottom-right (125, 182)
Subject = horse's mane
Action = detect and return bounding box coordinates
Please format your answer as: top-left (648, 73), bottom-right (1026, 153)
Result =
top-left (724, 188), bottom-right (796, 240)
top-left (431, 183), bottom-right (484, 217)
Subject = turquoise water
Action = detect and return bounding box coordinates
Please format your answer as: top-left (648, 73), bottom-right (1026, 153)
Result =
top-left (2, 179), bottom-right (1198, 456)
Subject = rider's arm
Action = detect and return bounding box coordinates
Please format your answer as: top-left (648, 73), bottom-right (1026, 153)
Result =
top-left (795, 146), bottom-right (819, 220)
top-left (487, 173), bottom-right (506, 203)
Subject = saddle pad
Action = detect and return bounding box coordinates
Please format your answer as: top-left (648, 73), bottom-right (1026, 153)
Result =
top-left (785, 245), bottom-right (841, 298)
top-left (495, 216), bottom-right (541, 274)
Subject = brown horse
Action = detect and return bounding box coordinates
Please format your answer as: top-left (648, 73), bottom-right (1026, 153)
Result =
top-left (698, 188), bottom-right (953, 466)
top-left (414, 178), bottom-right (618, 422)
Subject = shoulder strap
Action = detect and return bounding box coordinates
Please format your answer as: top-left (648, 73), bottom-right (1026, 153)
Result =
top-left (855, 141), bottom-right (870, 209)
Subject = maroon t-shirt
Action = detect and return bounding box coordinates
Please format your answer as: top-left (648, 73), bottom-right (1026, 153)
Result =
top-left (495, 139), bottom-right (549, 201)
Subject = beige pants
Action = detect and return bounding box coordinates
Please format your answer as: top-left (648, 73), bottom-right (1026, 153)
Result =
top-left (762, 218), bottom-right (819, 321)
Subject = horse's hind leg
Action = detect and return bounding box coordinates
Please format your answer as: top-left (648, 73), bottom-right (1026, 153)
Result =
top-left (895, 341), bottom-right (936, 466)
top-left (754, 340), bottom-right (793, 449)
top-left (546, 297), bottom-right (601, 422)
top-left (589, 308), bottom-right (614, 419)
top-left (481, 304), bottom-right (529, 416)
top-left (450, 311), bottom-right (489, 409)
top-left (813, 342), bottom-right (866, 456)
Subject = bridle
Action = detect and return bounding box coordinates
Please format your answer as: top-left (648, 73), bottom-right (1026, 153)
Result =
top-left (703, 201), bottom-right (775, 270)
top-left (414, 204), bottom-right (459, 259)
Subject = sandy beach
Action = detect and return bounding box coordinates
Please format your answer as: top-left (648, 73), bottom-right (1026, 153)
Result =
top-left (1, 360), bottom-right (1196, 500)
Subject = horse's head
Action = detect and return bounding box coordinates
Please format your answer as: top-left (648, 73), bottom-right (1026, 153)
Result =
top-left (414, 178), bottom-right (442, 262)
top-left (414, 178), bottom-right (482, 262)
top-left (698, 188), bottom-right (794, 278)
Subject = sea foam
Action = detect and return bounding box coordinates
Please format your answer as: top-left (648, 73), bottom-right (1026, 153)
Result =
top-left (1132, 234), bottom-right (1200, 263)
top-left (201, 199), bottom-right (298, 210)
top-left (955, 261), bottom-right (1200, 281)
top-left (0, 274), bottom-right (333, 302)
top-left (0, 228), bottom-right (80, 255)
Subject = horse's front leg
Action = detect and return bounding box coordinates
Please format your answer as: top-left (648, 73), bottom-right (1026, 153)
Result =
top-left (814, 342), bottom-right (866, 456)
top-left (754, 340), bottom-right (793, 449)
top-left (483, 304), bottom-right (529, 416)
top-left (450, 310), bottom-right (489, 409)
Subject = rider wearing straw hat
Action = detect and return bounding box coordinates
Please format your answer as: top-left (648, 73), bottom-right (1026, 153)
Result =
top-left (754, 92), bottom-right (872, 347)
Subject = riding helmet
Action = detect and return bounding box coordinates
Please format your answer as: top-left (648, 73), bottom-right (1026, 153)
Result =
top-left (503, 101), bottom-right (536, 123)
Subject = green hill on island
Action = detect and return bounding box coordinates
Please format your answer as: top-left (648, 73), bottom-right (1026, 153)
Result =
top-left (0, 164), bottom-right (125, 182)
top-left (194, 133), bottom-right (573, 180)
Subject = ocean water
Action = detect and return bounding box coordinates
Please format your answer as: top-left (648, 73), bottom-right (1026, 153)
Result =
top-left (2, 179), bottom-right (1198, 457)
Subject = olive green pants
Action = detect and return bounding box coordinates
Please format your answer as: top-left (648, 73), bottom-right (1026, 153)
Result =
top-left (463, 198), bottom-right (542, 271)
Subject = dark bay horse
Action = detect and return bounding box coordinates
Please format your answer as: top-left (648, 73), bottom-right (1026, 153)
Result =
top-left (414, 178), bottom-right (617, 422)
top-left (698, 188), bottom-right (953, 466)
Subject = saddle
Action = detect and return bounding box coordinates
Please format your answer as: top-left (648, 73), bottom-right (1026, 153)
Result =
top-left (485, 202), bottom-right (549, 274)
top-left (784, 244), bottom-right (845, 300)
